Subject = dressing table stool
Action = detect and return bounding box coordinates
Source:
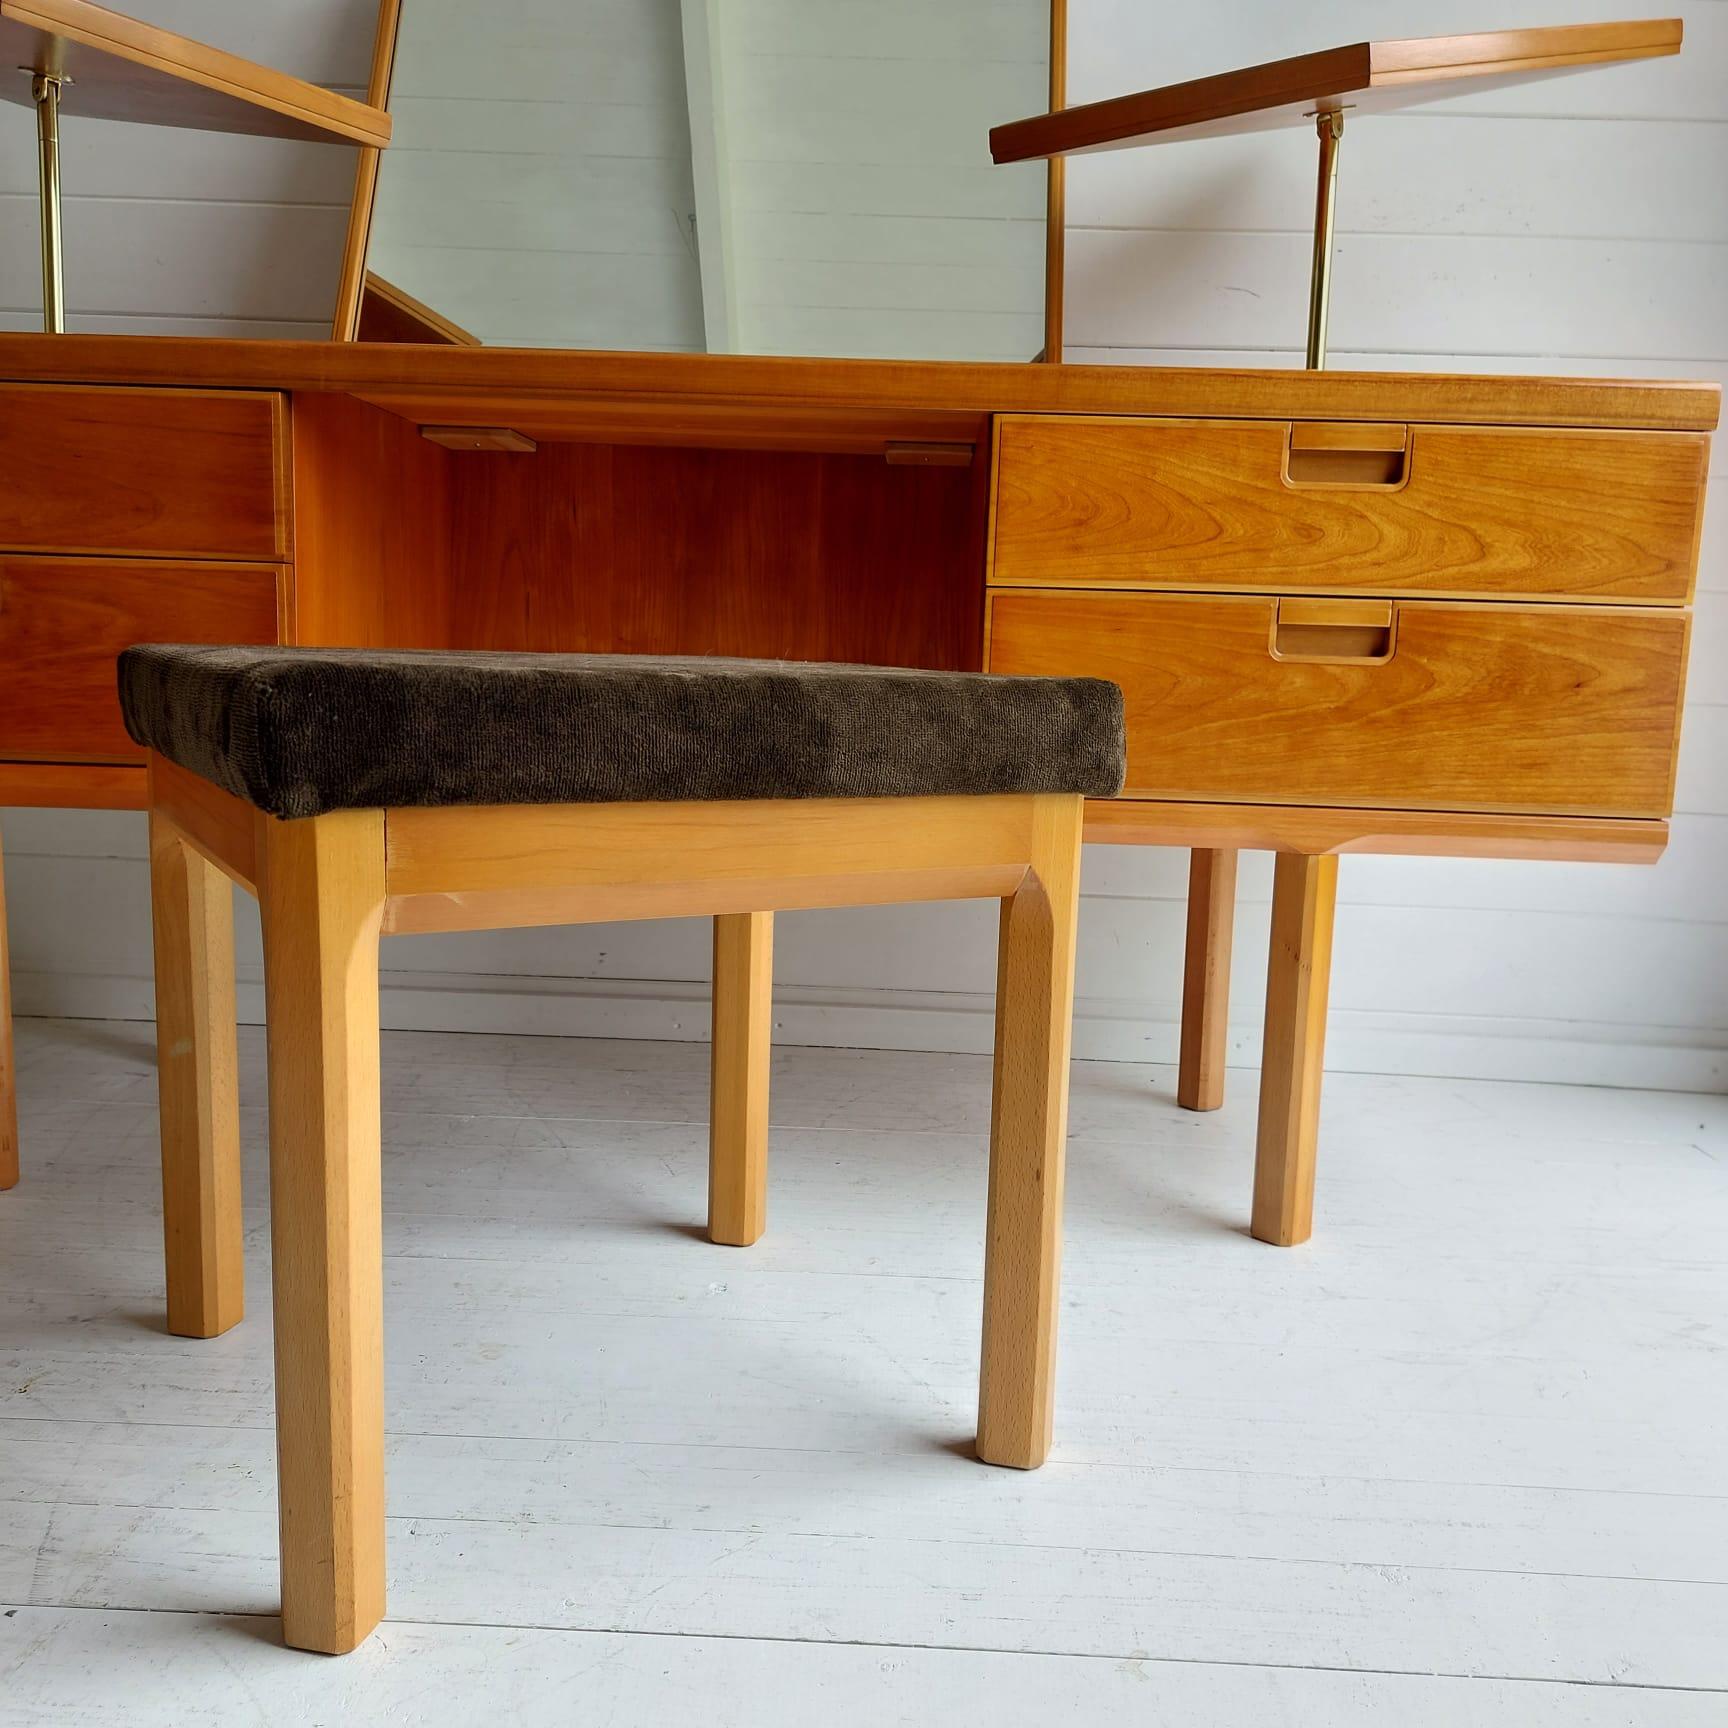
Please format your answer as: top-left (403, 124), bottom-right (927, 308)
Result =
top-left (120, 643), bottom-right (1123, 1654)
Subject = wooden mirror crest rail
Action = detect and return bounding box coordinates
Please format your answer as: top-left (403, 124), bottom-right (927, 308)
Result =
top-left (0, 15), bottom-right (1714, 1262)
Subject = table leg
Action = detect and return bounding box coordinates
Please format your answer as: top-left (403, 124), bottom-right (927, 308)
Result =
top-left (150, 811), bottom-right (244, 1337)
top-left (709, 910), bottom-right (772, 1247)
top-left (1177, 848), bottom-right (1237, 1111)
top-left (1251, 853), bottom-right (1338, 1247)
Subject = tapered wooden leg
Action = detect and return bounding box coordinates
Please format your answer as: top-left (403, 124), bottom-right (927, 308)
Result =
top-left (709, 911), bottom-right (772, 1247)
top-left (978, 795), bottom-right (1083, 1471)
top-left (0, 826), bottom-right (17, 1192)
top-left (1252, 853), bottom-right (1338, 1248)
top-left (150, 812), bottom-right (244, 1338)
top-left (259, 810), bottom-right (388, 1656)
top-left (1177, 848), bottom-right (1237, 1112)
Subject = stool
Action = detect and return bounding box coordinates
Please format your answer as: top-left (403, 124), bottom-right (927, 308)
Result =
top-left (121, 645), bottom-right (1124, 1655)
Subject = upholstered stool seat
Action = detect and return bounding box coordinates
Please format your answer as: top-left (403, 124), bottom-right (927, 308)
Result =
top-left (128, 643), bottom-right (1123, 1656)
top-left (119, 645), bottom-right (1125, 818)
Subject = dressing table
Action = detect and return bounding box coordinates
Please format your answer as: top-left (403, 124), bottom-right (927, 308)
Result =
top-left (0, 6), bottom-right (1715, 1252)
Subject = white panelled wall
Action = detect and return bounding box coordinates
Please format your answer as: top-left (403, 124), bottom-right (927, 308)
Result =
top-left (1, 1), bottom-right (1724, 1089)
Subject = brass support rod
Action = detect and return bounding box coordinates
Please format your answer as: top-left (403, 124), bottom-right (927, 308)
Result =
top-left (1305, 109), bottom-right (1344, 370)
top-left (32, 73), bottom-right (65, 335)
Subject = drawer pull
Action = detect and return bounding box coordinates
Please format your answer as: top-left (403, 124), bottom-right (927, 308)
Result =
top-left (1271, 597), bottom-right (1396, 663)
top-left (1284, 422), bottom-right (1410, 489)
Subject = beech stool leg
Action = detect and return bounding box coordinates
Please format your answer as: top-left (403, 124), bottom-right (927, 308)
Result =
top-left (709, 911), bottom-right (772, 1247)
top-left (1252, 853), bottom-right (1338, 1247)
top-left (0, 826), bottom-right (17, 1191)
top-left (978, 795), bottom-right (1084, 1470)
top-left (150, 812), bottom-right (244, 1338)
top-left (1177, 848), bottom-right (1237, 1112)
top-left (259, 810), bottom-right (388, 1656)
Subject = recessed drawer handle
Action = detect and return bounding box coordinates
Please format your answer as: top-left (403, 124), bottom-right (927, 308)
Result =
top-left (1271, 598), bottom-right (1397, 663)
top-left (1284, 423), bottom-right (1411, 489)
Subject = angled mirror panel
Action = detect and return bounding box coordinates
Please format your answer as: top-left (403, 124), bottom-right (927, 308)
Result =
top-left (365, 0), bottom-right (1050, 359)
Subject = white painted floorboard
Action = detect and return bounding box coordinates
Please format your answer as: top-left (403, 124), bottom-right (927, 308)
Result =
top-left (1, 1018), bottom-right (1724, 1724)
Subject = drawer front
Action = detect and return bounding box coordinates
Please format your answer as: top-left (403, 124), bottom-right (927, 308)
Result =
top-left (991, 416), bottom-right (1708, 603)
top-left (0, 557), bottom-right (282, 762)
top-left (0, 385), bottom-right (286, 559)
top-left (987, 590), bottom-right (1689, 818)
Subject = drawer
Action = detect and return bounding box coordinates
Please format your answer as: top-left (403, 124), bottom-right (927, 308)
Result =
top-left (991, 416), bottom-right (1708, 603)
top-left (987, 590), bottom-right (1689, 818)
top-left (0, 385), bottom-right (286, 559)
top-left (0, 556), bottom-right (282, 763)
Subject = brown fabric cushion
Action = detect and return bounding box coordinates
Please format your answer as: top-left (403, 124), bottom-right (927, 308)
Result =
top-left (118, 645), bottom-right (1125, 820)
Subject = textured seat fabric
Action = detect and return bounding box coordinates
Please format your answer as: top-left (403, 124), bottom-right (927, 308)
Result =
top-left (119, 645), bottom-right (1126, 821)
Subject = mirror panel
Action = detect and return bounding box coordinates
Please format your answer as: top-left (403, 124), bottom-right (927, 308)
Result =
top-left (367, 1), bottom-right (1050, 359)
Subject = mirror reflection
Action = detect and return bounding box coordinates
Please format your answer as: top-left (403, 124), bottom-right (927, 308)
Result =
top-left (367, 1), bottom-right (1049, 358)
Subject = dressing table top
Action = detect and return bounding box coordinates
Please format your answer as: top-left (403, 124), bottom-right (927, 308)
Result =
top-left (0, 336), bottom-right (1715, 440)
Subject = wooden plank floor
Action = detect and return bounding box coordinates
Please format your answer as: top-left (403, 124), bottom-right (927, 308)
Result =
top-left (1, 1016), bottom-right (1724, 1724)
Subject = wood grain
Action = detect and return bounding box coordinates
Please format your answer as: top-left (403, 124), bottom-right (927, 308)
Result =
top-left (0, 557), bottom-right (281, 763)
top-left (148, 754), bottom-right (258, 892)
top-left (362, 394), bottom-right (985, 458)
top-left (0, 386), bottom-right (286, 559)
top-left (419, 427), bottom-right (536, 454)
top-left (289, 391), bottom-right (454, 649)
top-left (0, 762), bottom-right (145, 808)
top-left (382, 797), bottom-right (1035, 934)
top-left (709, 912), bottom-right (773, 1249)
top-left (987, 592), bottom-right (1690, 819)
top-left (331, 6), bottom-right (402, 342)
top-left (0, 0), bottom-right (391, 145)
top-left (0, 826), bottom-right (15, 1190)
top-left (1177, 849), bottom-right (1236, 1113)
top-left (1082, 800), bottom-right (1670, 865)
top-left (977, 794), bottom-right (1084, 1471)
top-left (258, 808), bottom-right (389, 1655)
top-left (1252, 854), bottom-right (1338, 1249)
top-left (0, 338), bottom-right (1713, 433)
top-left (447, 442), bottom-right (983, 671)
top-left (149, 808), bottom-right (243, 1339)
top-left (991, 418), bottom-right (1708, 603)
top-left (354, 273), bottom-right (481, 347)
top-left (990, 20), bottom-right (1682, 159)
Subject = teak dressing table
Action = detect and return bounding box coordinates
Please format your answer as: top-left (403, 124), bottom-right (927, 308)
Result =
top-left (0, 15), bottom-right (1716, 1253)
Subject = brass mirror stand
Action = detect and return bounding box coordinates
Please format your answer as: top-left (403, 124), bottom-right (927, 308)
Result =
top-left (29, 71), bottom-right (62, 330)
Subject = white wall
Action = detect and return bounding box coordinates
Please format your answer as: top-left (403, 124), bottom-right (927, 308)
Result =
top-left (3, 0), bottom-right (1725, 1090)
top-left (714, 0), bottom-right (1048, 359)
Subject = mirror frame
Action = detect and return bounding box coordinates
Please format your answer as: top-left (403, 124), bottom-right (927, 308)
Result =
top-left (331, 0), bottom-right (402, 339)
top-left (336, 0), bottom-right (1067, 360)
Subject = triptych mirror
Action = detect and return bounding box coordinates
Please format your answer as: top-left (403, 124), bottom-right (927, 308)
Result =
top-left (350, 0), bottom-right (1058, 362)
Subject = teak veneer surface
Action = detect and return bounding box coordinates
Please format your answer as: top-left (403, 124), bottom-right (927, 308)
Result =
top-left (0, 0), bottom-right (390, 144)
top-left (1081, 801), bottom-right (1669, 864)
top-left (446, 441), bottom-right (984, 670)
top-left (990, 19), bottom-right (1683, 159)
top-left (0, 556), bottom-right (281, 762)
top-left (0, 337), bottom-right (1714, 433)
top-left (0, 762), bottom-right (145, 809)
top-left (355, 273), bottom-right (478, 349)
top-left (992, 417), bottom-right (1708, 603)
top-left (0, 385), bottom-right (286, 560)
top-left (988, 591), bottom-right (1689, 819)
